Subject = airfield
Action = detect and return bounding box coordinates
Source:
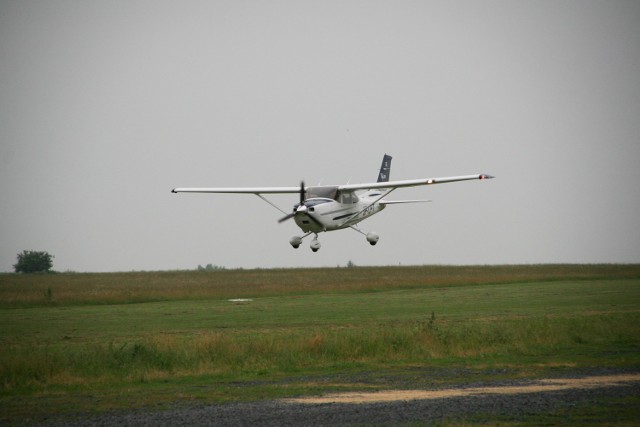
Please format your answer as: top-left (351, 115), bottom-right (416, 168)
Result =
top-left (1, 264), bottom-right (639, 425)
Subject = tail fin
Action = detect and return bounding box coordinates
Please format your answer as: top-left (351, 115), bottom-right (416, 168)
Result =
top-left (377, 154), bottom-right (392, 182)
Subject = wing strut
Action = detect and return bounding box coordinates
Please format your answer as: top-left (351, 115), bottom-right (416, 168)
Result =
top-left (255, 194), bottom-right (289, 216)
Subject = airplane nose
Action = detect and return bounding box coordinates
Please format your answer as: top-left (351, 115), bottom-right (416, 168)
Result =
top-left (297, 205), bottom-right (308, 214)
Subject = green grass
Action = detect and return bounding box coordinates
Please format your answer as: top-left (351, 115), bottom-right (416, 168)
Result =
top-left (1, 264), bottom-right (638, 308)
top-left (1, 265), bottom-right (639, 423)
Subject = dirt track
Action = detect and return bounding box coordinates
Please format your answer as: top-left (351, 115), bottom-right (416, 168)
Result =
top-left (41, 370), bottom-right (640, 426)
top-left (286, 373), bottom-right (640, 404)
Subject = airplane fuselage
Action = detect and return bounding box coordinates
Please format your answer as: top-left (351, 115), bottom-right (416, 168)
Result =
top-left (293, 190), bottom-right (387, 233)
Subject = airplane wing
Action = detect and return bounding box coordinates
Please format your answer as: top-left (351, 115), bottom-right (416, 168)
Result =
top-left (172, 174), bottom-right (494, 195)
top-left (172, 186), bottom-right (301, 194)
top-left (338, 174), bottom-right (494, 192)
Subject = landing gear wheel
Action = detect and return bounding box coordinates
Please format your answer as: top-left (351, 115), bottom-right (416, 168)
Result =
top-left (310, 238), bottom-right (321, 252)
top-left (366, 232), bottom-right (380, 246)
top-left (289, 236), bottom-right (303, 249)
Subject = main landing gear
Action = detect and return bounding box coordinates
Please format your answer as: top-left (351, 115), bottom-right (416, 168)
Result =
top-left (289, 233), bottom-right (321, 252)
top-left (289, 229), bottom-right (380, 252)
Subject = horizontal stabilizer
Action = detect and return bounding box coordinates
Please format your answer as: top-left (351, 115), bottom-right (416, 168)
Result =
top-left (379, 200), bottom-right (432, 205)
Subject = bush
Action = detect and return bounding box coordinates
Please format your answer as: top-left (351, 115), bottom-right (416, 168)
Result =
top-left (13, 250), bottom-right (54, 274)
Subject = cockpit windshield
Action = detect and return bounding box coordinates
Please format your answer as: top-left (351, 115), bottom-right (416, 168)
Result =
top-left (293, 198), bottom-right (333, 210)
top-left (303, 198), bottom-right (334, 207)
top-left (306, 186), bottom-right (338, 200)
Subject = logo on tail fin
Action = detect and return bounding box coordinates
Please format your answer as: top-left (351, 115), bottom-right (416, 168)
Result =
top-left (377, 154), bottom-right (392, 182)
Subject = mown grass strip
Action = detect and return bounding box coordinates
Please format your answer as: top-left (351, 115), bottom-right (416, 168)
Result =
top-left (2, 278), bottom-right (638, 344)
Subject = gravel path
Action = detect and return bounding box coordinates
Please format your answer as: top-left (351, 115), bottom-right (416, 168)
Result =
top-left (40, 370), bottom-right (640, 426)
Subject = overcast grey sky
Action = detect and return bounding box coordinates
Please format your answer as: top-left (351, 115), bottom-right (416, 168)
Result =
top-left (1, 1), bottom-right (639, 272)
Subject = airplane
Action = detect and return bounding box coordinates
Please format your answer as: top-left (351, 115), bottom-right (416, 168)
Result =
top-left (172, 154), bottom-right (494, 252)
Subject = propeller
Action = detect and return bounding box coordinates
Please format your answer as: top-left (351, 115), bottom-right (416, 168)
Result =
top-left (299, 180), bottom-right (305, 206)
top-left (278, 181), bottom-right (305, 223)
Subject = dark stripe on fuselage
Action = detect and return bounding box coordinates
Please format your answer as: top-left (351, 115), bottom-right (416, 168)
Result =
top-left (333, 213), bottom-right (355, 221)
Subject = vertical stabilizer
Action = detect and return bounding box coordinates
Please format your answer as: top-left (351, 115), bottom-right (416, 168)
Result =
top-left (377, 154), bottom-right (392, 182)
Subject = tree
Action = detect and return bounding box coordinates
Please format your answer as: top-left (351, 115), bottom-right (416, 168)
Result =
top-left (13, 250), bottom-right (54, 273)
top-left (197, 263), bottom-right (225, 271)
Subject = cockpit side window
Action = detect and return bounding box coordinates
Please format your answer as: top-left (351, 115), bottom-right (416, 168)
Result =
top-left (339, 192), bottom-right (358, 204)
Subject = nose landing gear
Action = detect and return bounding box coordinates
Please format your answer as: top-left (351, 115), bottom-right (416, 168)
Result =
top-left (310, 237), bottom-right (321, 252)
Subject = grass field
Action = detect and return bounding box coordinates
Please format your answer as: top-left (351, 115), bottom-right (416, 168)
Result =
top-left (1, 264), bottom-right (639, 423)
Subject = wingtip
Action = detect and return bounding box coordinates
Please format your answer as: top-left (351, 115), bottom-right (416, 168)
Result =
top-left (479, 174), bottom-right (495, 180)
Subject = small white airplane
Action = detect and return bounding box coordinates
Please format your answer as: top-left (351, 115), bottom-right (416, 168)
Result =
top-left (172, 154), bottom-right (494, 252)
